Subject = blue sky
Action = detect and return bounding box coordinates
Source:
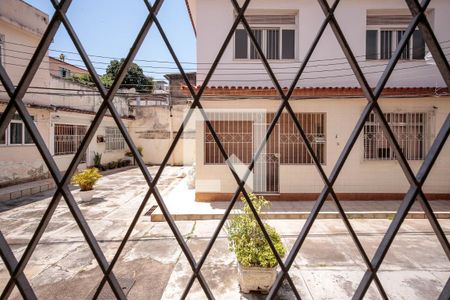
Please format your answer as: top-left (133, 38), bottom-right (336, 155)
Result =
top-left (25, 0), bottom-right (197, 80)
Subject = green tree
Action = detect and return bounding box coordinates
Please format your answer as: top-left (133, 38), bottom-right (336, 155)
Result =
top-left (104, 59), bottom-right (153, 92)
top-left (68, 60), bottom-right (153, 93)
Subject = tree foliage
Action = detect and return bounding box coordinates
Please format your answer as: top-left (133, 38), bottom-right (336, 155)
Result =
top-left (68, 59), bottom-right (153, 93)
top-left (104, 59), bottom-right (153, 92)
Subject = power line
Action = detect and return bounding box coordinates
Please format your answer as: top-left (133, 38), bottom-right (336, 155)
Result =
top-left (4, 46), bottom-right (450, 75)
top-left (4, 38), bottom-right (450, 67)
top-left (2, 49), bottom-right (449, 84)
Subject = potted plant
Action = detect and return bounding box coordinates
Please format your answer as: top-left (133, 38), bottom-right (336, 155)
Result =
top-left (226, 193), bottom-right (286, 294)
top-left (125, 146), bottom-right (143, 165)
top-left (71, 168), bottom-right (102, 202)
top-left (93, 152), bottom-right (102, 168)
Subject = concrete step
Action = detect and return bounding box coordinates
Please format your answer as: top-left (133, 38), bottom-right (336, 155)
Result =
top-left (0, 179), bottom-right (56, 202)
top-left (150, 209), bottom-right (450, 222)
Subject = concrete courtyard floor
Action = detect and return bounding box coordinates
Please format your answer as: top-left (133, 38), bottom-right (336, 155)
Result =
top-left (0, 166), bottom-right (449, 299)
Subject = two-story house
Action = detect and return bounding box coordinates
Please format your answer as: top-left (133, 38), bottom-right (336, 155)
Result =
top-left (185, 0), bottom-right (450, 201)
top-left (0, 0), bottom-right (131, 188)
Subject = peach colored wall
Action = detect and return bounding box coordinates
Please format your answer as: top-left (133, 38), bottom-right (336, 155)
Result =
top-left (195, 97), bottom-right (450, 195)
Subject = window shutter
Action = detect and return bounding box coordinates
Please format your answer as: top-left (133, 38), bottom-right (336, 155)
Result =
top-left (245, 15), bottom-right (296, 25)
top-left (380, 30), bottom-right (392, 60)
top-left (412, 30), bottom-right (425, 59)
top-left (266, 29), bottom-right (280, 59)
top-left (235, 29), bottom-right (248, 59)
top-left (250, 29), bottom-right (262, 59)
top-left (282, 30), bottom-right (295, 59)
top-left (366, 30), bottom-right (378, 60)
top-left (366, 15), bottom-right (412, 26)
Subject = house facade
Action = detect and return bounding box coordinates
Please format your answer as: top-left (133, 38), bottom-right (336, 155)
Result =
top-left (185, 0), bottom-right (450, 201)
top-left (49, 56), bottom-right (89, 79)
top-left (0, 0), bottom-right (131, 187)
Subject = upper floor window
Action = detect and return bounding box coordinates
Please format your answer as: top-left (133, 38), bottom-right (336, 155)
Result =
top-left (234, 14), bottom-right (296, 60)
top-left (366, 12), bottom-right (426, 60)
top-left (59, 67), bottom-right (71, 78)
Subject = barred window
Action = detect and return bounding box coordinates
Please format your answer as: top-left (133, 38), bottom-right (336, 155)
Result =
top-left (364, 112), bottom-right (428, 160)
top-left (204, 112), bottom-right (326, 165)
top-left (54, 124), bottom-right (87, 162)
top-left (105, 127), bottom-right (125, 151)
top-left (204, 115), bottom-right (254, 165)
top-left (276, 113), bottom-right (326, 164)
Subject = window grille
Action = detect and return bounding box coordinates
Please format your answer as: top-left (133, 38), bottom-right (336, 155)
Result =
top-left (364, 112), bottom-right (429, 160)
top-left (54, 124), bottom-right (87, 162)
top-left (275, 112), bottom-right (326, 164)
top-left (204, 112), bottom-right (256, 164)
top-left (105, 126), bottom-right (126, 151)
top-left (205, 112), bottom-right (326, 165)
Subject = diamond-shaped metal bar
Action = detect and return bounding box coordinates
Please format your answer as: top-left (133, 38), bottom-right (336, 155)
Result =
top-left (439, 277), bottom-right (450, 300)
top-left (0, 0), bottom-right (449, 299)
top-left (0, 0), bottom-right (163, 297)
top-left (182, 0), bottom-right (380, 297)
top-left (269, 0), bottom-right (450, 297)
top-left (0, 0), bottom-right (72, 135)
top-left (149, 0), bottom-right (302, 296)
top-left (92, 0), bottom-right (260, 297)
top-left (354, 113), bottom-right (450, 298)
top-left (47, 1), bottom-right (214, 298)
top-left (92, 1), bottom-right (245, 298)
top-left (0, 1), bottom-right (125, 297)
top-left (0, 232), bottom-right (36, 299)
top-left (405, 0), bottom-right (450, 87)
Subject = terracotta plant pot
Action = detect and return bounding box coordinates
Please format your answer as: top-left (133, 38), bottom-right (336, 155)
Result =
top-left (78, 189), bottom-right (95, 202)
top-left (237, 263), bottom-right (277, 294)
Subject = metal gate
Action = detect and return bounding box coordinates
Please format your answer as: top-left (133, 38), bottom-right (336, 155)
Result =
top-left (1, 0), bottom-right (450, 299)
top-left (254, 123), bottom-right (280, 193)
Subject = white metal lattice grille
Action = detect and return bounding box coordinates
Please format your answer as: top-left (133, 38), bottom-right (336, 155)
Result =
top-left (54, 124), bottom-right (87, 162)
top-left (277, 112), bottom-right (326, 164)
top-left (364, 112), bottom-right (429, 160)
top-left (105, 126), bottom-right (126, 151)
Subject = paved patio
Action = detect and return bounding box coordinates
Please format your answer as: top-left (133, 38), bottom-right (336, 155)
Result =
top-left (0, 166), bottom-right (449, 299)
top-left (151, 176), bottom-right (450, 221)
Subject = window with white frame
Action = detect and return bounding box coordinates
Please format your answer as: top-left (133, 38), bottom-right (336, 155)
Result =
top-left (363, 112), bottom-right (429, 160)
top-left (234, 14), bottom-right (297, 60)
top-left (105, 127), bottom-right (125, 151)
top-left (0, 113), bottom-right (34, 146)
top-left (366, 13), bottom-right (426, 60)
top-left (54, 124), bottom-right (87, 160)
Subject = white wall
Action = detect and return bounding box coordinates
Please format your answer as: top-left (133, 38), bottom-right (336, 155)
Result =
top-left (193, 0), bottom-right (449, 88)
top-left (50, 111), bottom-right (132, 172)
top-left (49, 76), bottom-right (130, 117)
